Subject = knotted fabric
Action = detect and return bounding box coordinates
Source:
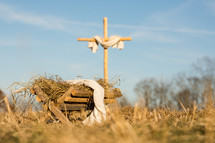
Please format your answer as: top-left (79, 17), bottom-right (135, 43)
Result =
top-left (88, 35), bottom-right (124, 53)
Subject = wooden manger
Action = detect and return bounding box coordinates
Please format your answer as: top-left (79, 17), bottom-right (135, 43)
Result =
top-left (27, 17), bottom-right (131, 124)
top-left (30, 84), bottom-right (122, 124)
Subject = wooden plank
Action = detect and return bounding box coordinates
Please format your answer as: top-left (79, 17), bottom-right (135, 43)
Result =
top-left (71, 88), bottom-right (122, 98)
top-left (104, 98), bottom-right (117, 104)
top-left (71, 89), bottom-right (93, 97)
top-left (49, 101), bottom-right (72, 125)
top-left (105, 88), bottom-right (123, 98)
top-left (36, 96), bottom-right (42, 103)
top-left (64, 97), bottom-right (91, 103)
top-left (58, 103), bottom-right (90, 111)
top-left (57, 86), bottom-right (75, 104)
top-left (30, 87), bottom-right (36, 95)
top-left (77, 37), bottom-right (132, 42)
top-left (33, 84), bottom-right (49, 102)
top-left (64, 96), bottom-right (116, 104)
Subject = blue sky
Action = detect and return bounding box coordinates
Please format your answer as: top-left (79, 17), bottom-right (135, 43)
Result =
top-left (0, 0), bottom-right (215, 103)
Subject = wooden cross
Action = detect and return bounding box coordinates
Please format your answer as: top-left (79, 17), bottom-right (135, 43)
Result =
top-left (77, 17), bottom-right (131, 83)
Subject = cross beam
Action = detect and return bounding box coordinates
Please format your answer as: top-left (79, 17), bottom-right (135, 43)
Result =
top-left (78, 37), bottom-right (132, 42)
top-left (77, 17), bottom-right (131, 83)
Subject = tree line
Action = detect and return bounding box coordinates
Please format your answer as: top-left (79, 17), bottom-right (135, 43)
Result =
top-left (134, 57), bottom-right (215, 110)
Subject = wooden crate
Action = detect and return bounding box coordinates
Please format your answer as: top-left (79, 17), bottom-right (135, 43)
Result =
top-left (31, 84), bottom-right (122, 124)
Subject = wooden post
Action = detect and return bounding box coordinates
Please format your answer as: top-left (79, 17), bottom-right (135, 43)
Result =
top-left (103, 17), bottom-right (108, 83)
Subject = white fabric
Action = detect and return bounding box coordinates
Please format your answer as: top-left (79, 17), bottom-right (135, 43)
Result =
top-left (66, 79), bottom-right (106, 125)
top-left (88, 35), bottom-right (124, 53)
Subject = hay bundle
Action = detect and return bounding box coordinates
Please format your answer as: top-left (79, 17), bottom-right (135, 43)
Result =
top-left (32, 76), bottom-right (92, 103)
top-left (12, 74), bottom-right (116, 103)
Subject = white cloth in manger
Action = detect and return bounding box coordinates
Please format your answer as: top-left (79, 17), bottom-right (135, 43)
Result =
top-left (66, 79), bottom-right (106, 125)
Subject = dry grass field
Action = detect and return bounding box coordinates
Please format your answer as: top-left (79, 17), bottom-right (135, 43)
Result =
top-left (1, 104), bottom-right (215, 143)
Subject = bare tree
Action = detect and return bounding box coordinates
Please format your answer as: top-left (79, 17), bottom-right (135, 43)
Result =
top-left (134, 57), bottom-right (215, 110)
top-left (173, 75), bottom-right (202, 109)
top-left (154, 80), bottom-right (171, 107)
top-left (135, 78), bottom-right (155, 108)
top-left (134, 78), bottom-right (171, 109)
top-left (192, 57), bottom-right (215, 106)
top-left (118, 96), bottom-right (131, 107)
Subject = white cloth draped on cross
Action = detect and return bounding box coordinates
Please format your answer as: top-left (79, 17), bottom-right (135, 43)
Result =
top-left (88, 35), bottom-right (124, 53)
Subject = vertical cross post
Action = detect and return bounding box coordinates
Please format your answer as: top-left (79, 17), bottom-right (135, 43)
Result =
top-left (103, 17), bottom-right (108, 83)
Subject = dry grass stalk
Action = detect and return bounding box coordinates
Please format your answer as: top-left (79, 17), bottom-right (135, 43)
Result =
top-left (3, 96), bottom-right (18, 129)
top-left (1, 105), bottom-right (215, 142)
